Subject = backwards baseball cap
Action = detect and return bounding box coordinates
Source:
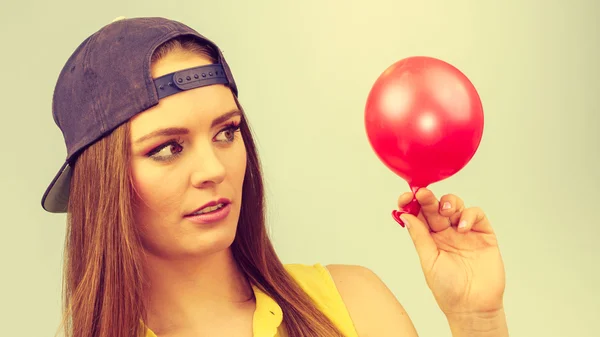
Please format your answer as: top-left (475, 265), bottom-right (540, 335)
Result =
top-left (41, 17), bottom-right (238, 213)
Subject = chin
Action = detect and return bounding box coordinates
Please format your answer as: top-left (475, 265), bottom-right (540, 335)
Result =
top-left (139, 206), bottom-right (241, 260)
top-left (182, 229), bottom-right (237, 257)
top-left (175, 213), bottom-right (240, 258)
top-left (143, 229), bottom-right (237, 260)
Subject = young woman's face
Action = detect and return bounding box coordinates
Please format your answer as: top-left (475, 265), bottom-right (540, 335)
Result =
top-left (129, 49), bottom-right (247, 259)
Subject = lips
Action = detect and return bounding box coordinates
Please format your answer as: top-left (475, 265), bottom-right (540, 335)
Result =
top-left (185, 198), bottom-right (231, 217)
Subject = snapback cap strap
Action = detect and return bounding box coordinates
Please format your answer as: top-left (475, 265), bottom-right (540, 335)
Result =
top-left (154, 64), bottom-right (229, 100)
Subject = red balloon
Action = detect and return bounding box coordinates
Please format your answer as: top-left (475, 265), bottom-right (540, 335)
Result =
top-left (364, 56), bottom-right (484, 222)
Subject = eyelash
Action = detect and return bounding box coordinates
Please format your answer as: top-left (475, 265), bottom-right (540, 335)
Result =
top-left (218, 121), bottom-right (242, 142)
top-left (146, 121), bottom-right (242, 162)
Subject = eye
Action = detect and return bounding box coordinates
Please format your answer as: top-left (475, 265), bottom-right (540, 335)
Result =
top-left (214, 122), bottom-right (241, 143)
top-left (147, 139), bottom-right (184, 162)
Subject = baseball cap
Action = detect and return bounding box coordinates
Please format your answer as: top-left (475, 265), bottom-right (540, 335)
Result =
top-left (41, 16), bottom-right (238, 213)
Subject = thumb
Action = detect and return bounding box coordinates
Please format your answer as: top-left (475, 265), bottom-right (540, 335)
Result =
top-left (399, 213), bottom-right (439, 272)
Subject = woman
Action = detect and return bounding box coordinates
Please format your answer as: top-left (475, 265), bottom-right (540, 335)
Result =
top-left (42, 17), bottom-right (508, 337)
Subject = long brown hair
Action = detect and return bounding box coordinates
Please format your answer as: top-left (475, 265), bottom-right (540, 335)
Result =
top-left (60, 36), bottom-right (346, 337)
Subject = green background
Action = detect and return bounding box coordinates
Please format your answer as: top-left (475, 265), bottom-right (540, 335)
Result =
top-left (1, 1), bottom-right (598, 336)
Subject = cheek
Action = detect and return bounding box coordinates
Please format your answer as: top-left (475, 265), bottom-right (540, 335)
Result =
top-left (227, 141), bottom-right (247, 188)
top-left (131, 161), bottom-right (185, 215)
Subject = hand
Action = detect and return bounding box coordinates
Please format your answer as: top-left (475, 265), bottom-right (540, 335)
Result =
top-left (396, 188), bottom-right (506, 318)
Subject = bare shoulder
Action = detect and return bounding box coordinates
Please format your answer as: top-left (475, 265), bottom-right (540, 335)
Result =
top-left (325, 264), bottom-right (419, 337)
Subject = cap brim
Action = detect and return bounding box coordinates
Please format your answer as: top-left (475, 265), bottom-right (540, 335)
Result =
top-left (41, 161), bottom-right (72, 213)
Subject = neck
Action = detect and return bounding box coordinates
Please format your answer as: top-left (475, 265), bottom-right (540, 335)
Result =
top-left (142, 248), bottom-right (254, 334)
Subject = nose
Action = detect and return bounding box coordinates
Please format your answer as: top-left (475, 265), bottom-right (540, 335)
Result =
top-left (190, 146), bottom-right (226, 188)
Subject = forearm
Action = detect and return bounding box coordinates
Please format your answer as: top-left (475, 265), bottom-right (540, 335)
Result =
top-left (446, 309), bottom-right (509, 337)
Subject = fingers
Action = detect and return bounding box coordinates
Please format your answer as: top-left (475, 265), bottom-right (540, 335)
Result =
top-left (414, 189), bottom-right (458, 232)
top-left (399, 213), bottom-right (438, 272)
top-left (397, 189), bottom-right (493, 234)
top-left (438, 193), bottom-right (465, 220)
top-left (455, 206), bottom-right (494, 234)
top-left (397, 191), bottom-right (415, 208)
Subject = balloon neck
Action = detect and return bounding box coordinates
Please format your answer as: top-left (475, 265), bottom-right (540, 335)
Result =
top-left (391, 185), bottom-right (424, 227)
top-left (403, 189), bottom-right (421, 217)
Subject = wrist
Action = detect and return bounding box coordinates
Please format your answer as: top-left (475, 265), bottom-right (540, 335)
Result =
top-left (446, 308), bottom-right (509, 337)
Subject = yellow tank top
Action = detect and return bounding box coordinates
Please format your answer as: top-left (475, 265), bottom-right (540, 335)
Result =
top-left (144, 263), bottom-right (358, 337)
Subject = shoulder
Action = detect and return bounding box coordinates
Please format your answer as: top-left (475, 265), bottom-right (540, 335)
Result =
top-left (282, 264), bottom-right (418, 336)
top-left (283, 263), bottom-right (345, 301)
top-left (282, 263), bottom-right (360, 336)
top-left (324, 264), bottom-right (419, 337)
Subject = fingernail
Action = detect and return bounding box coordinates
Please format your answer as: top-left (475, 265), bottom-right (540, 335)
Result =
top-left (458, 220), bottom-right (467, 229)
top-left (442, 202), bottom-right (452, 210)
top-left (400, 215), bottom-right (411, 229)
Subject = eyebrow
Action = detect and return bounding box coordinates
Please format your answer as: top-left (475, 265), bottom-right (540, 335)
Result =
top-left (134, 109), bottom-right (243, 145)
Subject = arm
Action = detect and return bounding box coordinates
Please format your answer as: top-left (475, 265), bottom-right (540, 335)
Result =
top-left (326, 264), bottom-right (419, 337)
top-left (326, 264), bottom-right (509, 337)
top-left (446, 309), bottom-right (509, 337)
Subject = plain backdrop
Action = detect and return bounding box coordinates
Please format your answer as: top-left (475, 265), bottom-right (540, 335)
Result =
top-left (1, 1), bottom-right (598, 336)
